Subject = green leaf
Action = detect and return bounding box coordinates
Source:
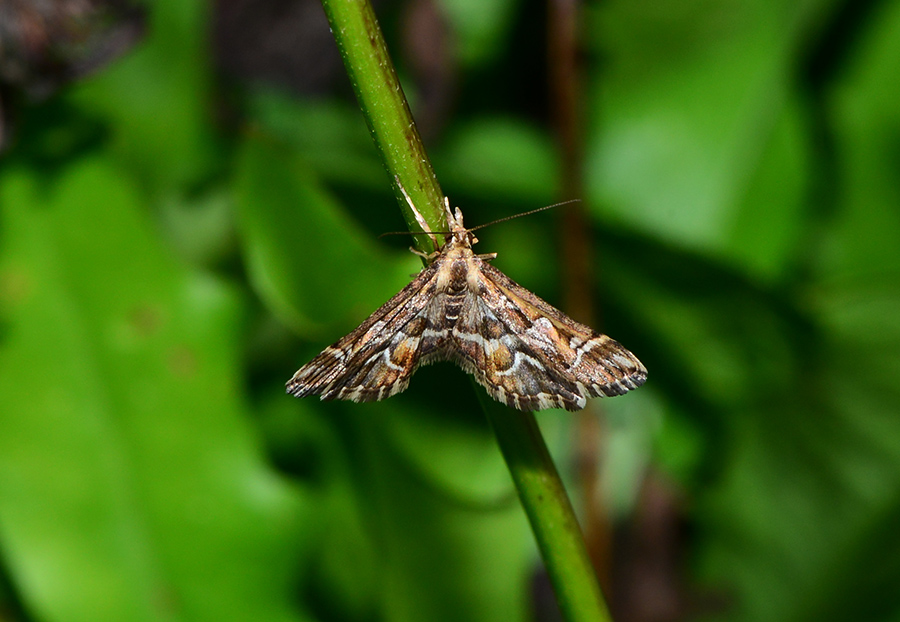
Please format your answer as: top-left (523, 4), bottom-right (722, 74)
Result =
top-left (435, 0), bottom-right (520, 66)
top-left (258, 391), bottom-right (537, 622)
top-left (233, 133), bottom-right (419, 335)
top-left (584, 0), bottom-right (816, 278)
top-left (352, 404), bottom-right (535, 622)
top-left (247, 92), bottom-right (386, 189)
top-left (437, 117), bottom-right (558, 203)
top-left (0, 157), bottom-right (312, 621)
top-left (635, 3), bottom-right (900, 619)
top-left (819, 0), bottom-right (900, 279)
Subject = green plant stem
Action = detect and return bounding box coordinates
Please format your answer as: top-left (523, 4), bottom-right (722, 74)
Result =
top-left (478, 393), bottom-right (613, 622)
top-left (320, 0), bottom-right (446, 254)
top-left (321, 1), bottom-right (613, 619)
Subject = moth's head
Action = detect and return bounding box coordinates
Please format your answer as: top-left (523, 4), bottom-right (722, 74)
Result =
top-left (443, 200), bottom-right (478, 250)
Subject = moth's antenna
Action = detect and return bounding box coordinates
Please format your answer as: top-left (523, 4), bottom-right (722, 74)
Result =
top-left (465, 199), bottom-right (581, 233)
top-left (378, 230), bottom-right (422, 239)
top-left (378, 198), bottom-right (582, 238)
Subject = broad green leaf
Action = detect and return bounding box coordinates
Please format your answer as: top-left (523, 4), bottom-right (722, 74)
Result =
top-left (259, 385), bottom-right (536, 622)
top-left (351, 404), bottom-right (534, 622)
top-left (818, 0), bottom-right (900, 280)
top-left (435, 0), bottom-right (520, 66)
top-left (0, 157), bottom-right (312, 622)
top-left (383, 400), bottom-right (518, 503)
top-left (247, 92), bottom-right (386, 189)
top-left (437, 117), bottom-right (558, 204)
top-left (257, 393), bottom-right (382, 621)
top-left (233, 133), bottom-right (419, 336)
top-left (584, 0), bottom-right (825, 279)
top-left (685, 3), bottom-right (900, 620)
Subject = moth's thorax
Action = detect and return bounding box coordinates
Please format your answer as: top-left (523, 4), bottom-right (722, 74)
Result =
top-left (435, 244), bottom-right (482, 295)
top-left (442, 230), bottom-right (477, 253)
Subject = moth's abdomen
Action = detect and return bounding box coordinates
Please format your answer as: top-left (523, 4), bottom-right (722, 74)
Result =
top-left (442, 259), bottom-right (469, 323)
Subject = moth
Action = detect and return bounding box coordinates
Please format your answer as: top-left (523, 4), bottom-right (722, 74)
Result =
top-left (287, 198), bottom-right (646, 411)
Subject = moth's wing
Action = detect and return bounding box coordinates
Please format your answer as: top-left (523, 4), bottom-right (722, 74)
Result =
top-left (447, 292), bottom-right (588, 410)
top-left (287, 264), bottom-right (446, 402)
top-left (468, 262), bottom-right (647, 410)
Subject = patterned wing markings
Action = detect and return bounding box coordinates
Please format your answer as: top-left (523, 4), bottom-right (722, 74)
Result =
top-left (478, 263), bottom-right (647, 405)
top-left (447, 293), bottom-right (588, 410)
top-left (286, 264), bottom-right (441, 400)
top-left (318, 313), bottom-right (446, 402)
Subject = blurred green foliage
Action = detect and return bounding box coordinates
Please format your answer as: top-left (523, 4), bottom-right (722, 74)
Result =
top-left (1, 0), bottom-right (900, 621)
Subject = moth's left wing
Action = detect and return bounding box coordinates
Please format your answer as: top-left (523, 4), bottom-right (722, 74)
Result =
top-left (470, 262), bottom-right (646, 409)
top-left (287, 265), bottom-right (445, 402)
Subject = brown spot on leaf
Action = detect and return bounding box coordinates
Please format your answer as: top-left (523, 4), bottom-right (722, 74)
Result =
top-left (0, 267), bottom-right (32, 306)
top-left (129, 304), bottom-right (163, 336)
top-left (168, 346), bottom-right (197, 378)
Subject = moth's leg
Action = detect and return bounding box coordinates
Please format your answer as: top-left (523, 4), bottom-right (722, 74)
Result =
top-left (409, 246), bottom-right (439, 262)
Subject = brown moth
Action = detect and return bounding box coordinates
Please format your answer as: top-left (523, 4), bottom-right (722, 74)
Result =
top-left (287, 198), bottom-right (646, 411)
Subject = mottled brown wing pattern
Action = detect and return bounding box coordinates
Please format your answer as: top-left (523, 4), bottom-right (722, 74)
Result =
top-left (286, 265), bottom-right (442, 402)
top-left (470, 263), bottom-right (647, 410)
top-left (445, 293), bottom-right (589, 410)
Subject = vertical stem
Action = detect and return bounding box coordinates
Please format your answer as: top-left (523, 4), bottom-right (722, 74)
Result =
top-left (479, 395), bottom-right (614, 622)
top-left (548, 0), bottom-right (613, 591)
top-left (321, 0), bottom-right (614, 619)
top-left (320, 0), bottom-right (447, 252)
